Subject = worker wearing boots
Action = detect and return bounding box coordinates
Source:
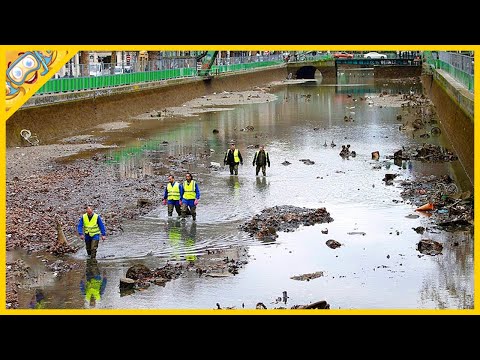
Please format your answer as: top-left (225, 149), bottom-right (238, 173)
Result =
top-left (77, 205), bottom-right (106, 259)
top-left (180, 173), bottom-right (200, 221)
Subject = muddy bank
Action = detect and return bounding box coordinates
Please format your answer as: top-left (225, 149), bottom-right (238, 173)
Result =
top-left (135, 89), bottom-right (277, 119)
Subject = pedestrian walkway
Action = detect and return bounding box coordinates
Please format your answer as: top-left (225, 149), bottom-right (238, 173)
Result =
top-left (436, 69), bottom-right (474, 101)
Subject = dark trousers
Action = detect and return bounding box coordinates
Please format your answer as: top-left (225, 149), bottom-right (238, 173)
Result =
top-left (229, 163), bottom-right (239, 175)
top-left (181, 203), bottom-right (197, 220)
top-left (168, 203), bottom-right (181, 216)
top-left (256, 165), bottom-right (266, 176)
top-left (85, 237), bottom-right (99, 259)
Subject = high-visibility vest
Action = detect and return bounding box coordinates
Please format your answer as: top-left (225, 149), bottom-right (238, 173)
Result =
top-left (167, 182), bottom-right (180, 200)
top-left (232, 149), bottom-right (240, 163)
top-left (226, 149), bottom-right (240, 163)
top-left (85, 278), bottom-right (102, 302)
top-left (83, 213), bottom-right (100, 236)
top-left (183, 180), bottom-right (197, 200)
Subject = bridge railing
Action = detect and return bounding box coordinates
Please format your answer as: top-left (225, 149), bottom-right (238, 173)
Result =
top-left (34, 55), bottom-right (285, 96)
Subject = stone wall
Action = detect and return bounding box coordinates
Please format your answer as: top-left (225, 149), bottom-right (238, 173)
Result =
top-left (421, 73), bottom-right (474, 187)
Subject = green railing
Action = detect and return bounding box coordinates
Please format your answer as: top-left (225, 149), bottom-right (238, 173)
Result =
top-left (435, 59), bottom-right (474, 92)
top-left (35, 60), bottom-right (284, 96)
top-left (211, 60), bottom-right (283, 74)
top-left (36, 68), bottom-right (198, 95)
top-left (423, 51), bottom-right (474, 92)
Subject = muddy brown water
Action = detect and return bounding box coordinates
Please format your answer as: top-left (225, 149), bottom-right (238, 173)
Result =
top-left (15, 76), bottom-right (473, 310)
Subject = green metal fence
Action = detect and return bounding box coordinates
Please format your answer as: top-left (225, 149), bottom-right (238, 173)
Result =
top-left (435, 59), bottom-right (474, 92)
top-left (36, 60), bottom-right (283, 96)
top-left (423, 51), bottom-right (474, 92)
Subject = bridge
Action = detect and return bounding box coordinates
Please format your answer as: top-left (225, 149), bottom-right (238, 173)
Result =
top-left (286, 57), bottom-right (422, 80)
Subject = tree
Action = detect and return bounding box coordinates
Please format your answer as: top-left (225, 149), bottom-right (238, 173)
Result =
top-left (110, 51), bottom-right (117, 74)
top-left (148, 51), bottom-right (162, 71)
top-left (79, 51), bottom-right (89, 77)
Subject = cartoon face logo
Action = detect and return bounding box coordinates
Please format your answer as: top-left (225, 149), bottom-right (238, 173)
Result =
top-left (5, 49), bottom-right (69, 112)
top-left (7, 52), bottom-right (41, 86)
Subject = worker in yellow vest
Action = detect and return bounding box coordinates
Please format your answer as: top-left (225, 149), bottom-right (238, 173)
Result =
top-left (77, 206), bottom-right (106, 259)
top-left (80, 259), bottom-right (107, 308)
top-left (180, 172), bottom-right (201, 221)
top-left (162, 174), bottom-right (182, 217)
top-left (224, 142), bottom-right (243, 175)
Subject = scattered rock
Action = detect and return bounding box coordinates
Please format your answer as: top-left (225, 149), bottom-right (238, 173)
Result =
top-left (383, 173), bottom-right (398, 182)
top-left (256, 302), bottom-right (267, 309)
top-left (417, 239), bottom-right (443, 256)
top-left (326, 239), bottom-right (341, 249)
top-left (126, 264), bottom-right (152, 280)
top-left (292, 300), bottom-right (330, 309)
top-left (290, 271), bottom-right (324, 281)
top-left (413, 226), bottom-right (425, 234)
top-left (281, 160), bottom-right (291, 166)
top-left (137, 198), bottom-right (152, 207)
top-left (120, 278), bottom-right (135, 290)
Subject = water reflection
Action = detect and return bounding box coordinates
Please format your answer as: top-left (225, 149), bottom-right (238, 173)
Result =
top-left (419, 229), bottom-right (474, 309)
top-left (165, 219), bottom-right (197, 262)
top-left (166, 219), bottom-right (183, 261)
top-left (183, 222), bottom-right (197, 263)
top-left (80, 259), bottom-right (107, 308)
top-left (29, 289), bottom-right (46, 309)
top-left (255, 176), bottom-right (268, 191)
top-left (226, 175), bottom-right (241, 199)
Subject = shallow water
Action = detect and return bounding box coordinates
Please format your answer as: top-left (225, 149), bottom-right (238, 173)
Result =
top-left (18, 78), bottom-right (474, 310)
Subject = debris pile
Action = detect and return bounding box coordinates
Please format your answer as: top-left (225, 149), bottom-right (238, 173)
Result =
top-left (240, 205), bottom-right (334, 240)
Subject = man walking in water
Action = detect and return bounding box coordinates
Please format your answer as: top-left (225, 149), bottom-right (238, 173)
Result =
top-left (77, 205), bottom-right (106, 259)
top-left (252, 145), bottom-right (270, 176)
top-left (162, 174), bottom-right (182, 217)
top-left (180, 172), bottom-right (201, 221)
top-left (224, 142), bottom-right (243, 175)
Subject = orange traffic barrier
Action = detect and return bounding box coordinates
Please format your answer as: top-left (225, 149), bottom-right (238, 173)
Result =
top-left (415, 202), bottom-right (434, 211)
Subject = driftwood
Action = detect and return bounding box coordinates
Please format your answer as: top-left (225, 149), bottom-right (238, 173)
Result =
top-left (56, 220), bottom-right (68, 246)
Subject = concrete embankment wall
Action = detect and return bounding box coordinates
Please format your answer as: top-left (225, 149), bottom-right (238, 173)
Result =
top-left (337, 64), bottom-right (421, 78)
top-left (6, 67), bottom-right (288, 148)
top-left (421, 72), bottom-right (474, 188)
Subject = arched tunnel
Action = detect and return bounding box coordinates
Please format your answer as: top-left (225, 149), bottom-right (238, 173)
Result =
top-left (295, 66), bottom-right (318, 79)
